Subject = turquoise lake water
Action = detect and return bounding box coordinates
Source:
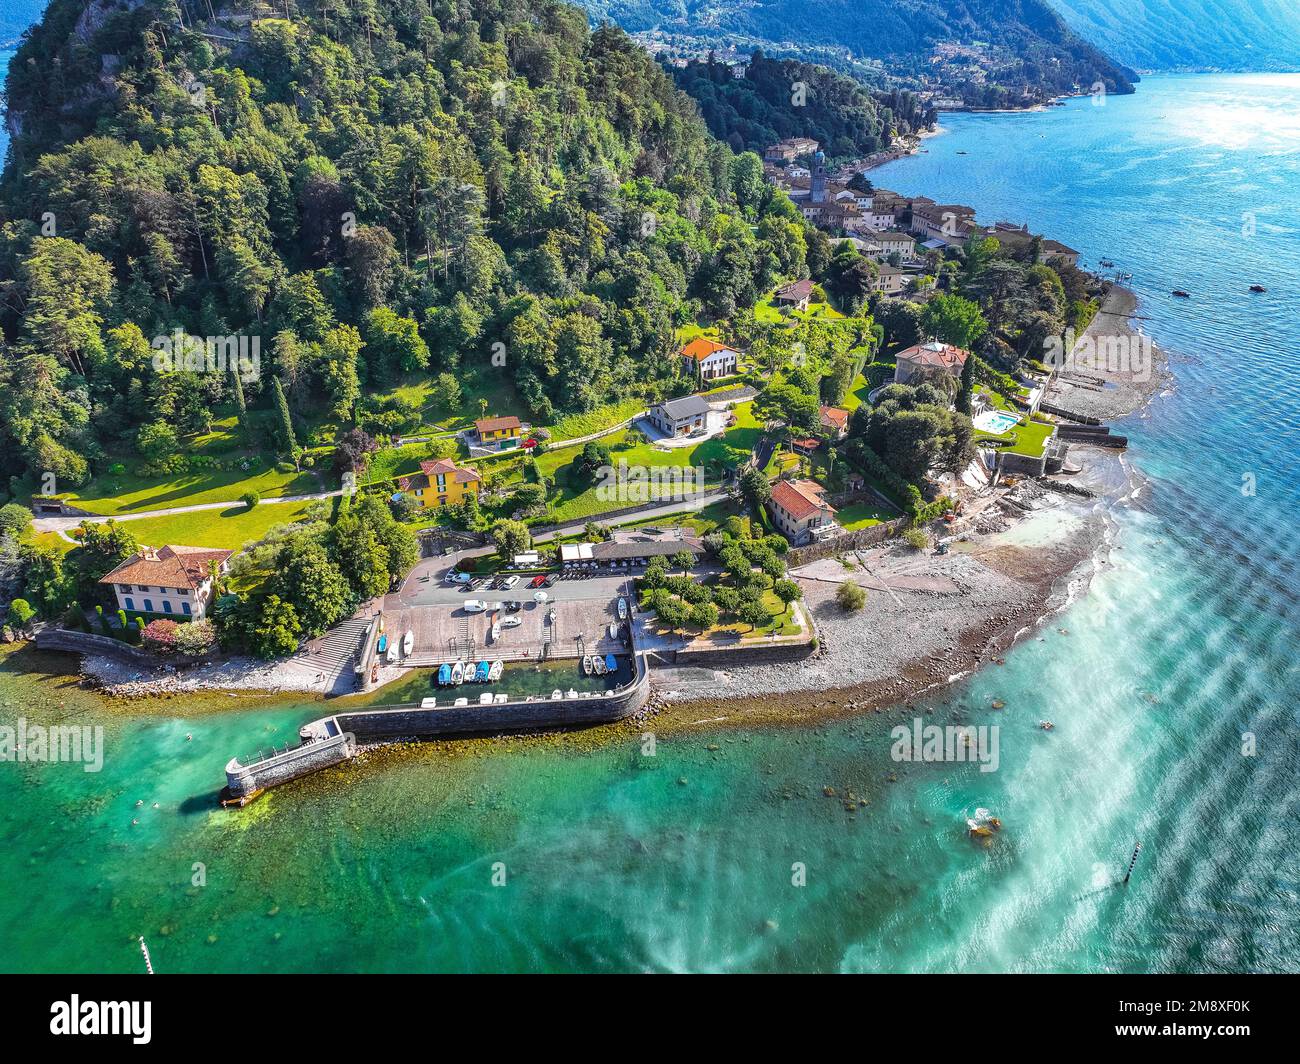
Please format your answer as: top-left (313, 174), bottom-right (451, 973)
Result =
top-left (2, 74), bottom-right (1299, 973)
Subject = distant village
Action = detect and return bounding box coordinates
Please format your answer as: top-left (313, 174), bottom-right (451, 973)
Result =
top-left (763, 137), bottom-right (1079, 298)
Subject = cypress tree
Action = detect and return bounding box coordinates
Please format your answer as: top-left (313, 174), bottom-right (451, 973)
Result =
top-left (230, 368), bottom-right (251, 443)
top-left (271, 375), bottom-right (298, 456)
top-left (956, 352), bottom-right (975, 415)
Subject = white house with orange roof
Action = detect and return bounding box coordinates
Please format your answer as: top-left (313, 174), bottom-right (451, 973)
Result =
top-left (99, 544), bottom-right (233, 620)
top-left (680, 337), bottom-right (740, 382)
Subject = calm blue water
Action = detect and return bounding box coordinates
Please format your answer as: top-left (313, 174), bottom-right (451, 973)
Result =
top-left (1, 74), bottom-right (1298, 974)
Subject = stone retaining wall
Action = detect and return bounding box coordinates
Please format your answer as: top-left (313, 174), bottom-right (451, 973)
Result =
top-left (785, 519), bottom-right (907, 568)
top-left (34, 628), bottom-right (155, 666)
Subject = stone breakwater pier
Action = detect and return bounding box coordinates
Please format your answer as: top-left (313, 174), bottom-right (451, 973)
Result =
top-left (221, 651), bottom-right (652, 805)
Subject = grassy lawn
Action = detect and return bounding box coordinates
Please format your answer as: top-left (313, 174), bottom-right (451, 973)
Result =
top-left (752, 286), bottom-right (847, 324)
top-left (43, 464), bottom-right (324, 517)
top-left (513, 401), bottom-right (762, 523)
top-left (543, 398), bottom-right (648, 442)
top-left (842, 372), bottom-right (871, 412)
top-left (975, 417), bottom-right (1055, 458)
top-left (836, 500), bottom-right (893, 530)
top-left (108, 499), bottom-right (317, 551)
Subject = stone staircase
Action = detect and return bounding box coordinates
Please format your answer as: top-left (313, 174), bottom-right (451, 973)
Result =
top-left (307, 618), bottom-right (371, 678)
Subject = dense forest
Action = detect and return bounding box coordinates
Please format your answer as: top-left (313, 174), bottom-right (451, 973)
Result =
top-left (672, 50), bottom-right (936, 162)
top-left (0, 0), bottom-right (813, 493)
top-left (577, 0), bottom-right (1136, 105)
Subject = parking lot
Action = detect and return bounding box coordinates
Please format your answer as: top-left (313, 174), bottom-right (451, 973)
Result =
top-left (393, 554), bottom-right (640, 609)
top-left (379, 593), bottom-right (632, 667)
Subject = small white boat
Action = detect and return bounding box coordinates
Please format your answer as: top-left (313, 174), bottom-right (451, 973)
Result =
top-left (479, 692), bottom-right (493, 705)
top-left (550, 689), bottom-right (563, 700)
top-left (450, 660), bottom-right (464, 685)
top-left (491, 622), bottom-right (501, 641)
top-left (592, 656), bottom-right (607, 676)
top-left (493, 693), bottom-right (508, 704)
top-left (582, 655), bottom-right (593, 675)
top-left (420, 697), bottom-right (437, 709)
top-left (454, 697), bottom-right (468, 706)
top-left (387, 641), bottom-right (399, 663)
top-left (565, 688), bottom-right (578, 699)
top-left (617, 597), bottom-right (628, 621)
top-left (402, 630), bottom-right (414, 656)
top-left (488, 660), bottom-right (503, 682)
top-left (607, 623), bottom-right (618, 639)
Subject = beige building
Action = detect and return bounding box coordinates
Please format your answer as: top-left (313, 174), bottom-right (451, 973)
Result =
top-left (893, 341), bottom-right (971, 387)
top-left (99, 544), bottom-right (233, 620)
top-left (768, 479), bottom-right (838, 545)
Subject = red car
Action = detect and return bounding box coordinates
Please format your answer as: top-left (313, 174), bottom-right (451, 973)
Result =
top-left (529, 574), bottom-right (547, 588)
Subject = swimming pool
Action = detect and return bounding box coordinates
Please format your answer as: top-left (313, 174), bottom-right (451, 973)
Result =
top-left (974, 410), bottom-right (1021, 434)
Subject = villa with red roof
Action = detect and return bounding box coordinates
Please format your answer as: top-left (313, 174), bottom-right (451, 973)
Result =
top-left (893, 341), bottom-right (971, 387)
top-left (680, 337), bottom-right (740, 382)
top-left (99, 544), bottom-right (233, 621)
top-left (768, 479), bottom-right (838, 545)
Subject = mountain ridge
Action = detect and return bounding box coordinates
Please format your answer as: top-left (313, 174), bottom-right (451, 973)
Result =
top-left (575, 0), bottom-right (1137, 105)
top-left (1049, 0), bottom-right (1300, 72)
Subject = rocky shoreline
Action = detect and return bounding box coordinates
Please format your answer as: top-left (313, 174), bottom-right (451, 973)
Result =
top-left (646, 445), bottom-right (1130, 727)
top-left (1043, 284), bottom-right (1171, 422)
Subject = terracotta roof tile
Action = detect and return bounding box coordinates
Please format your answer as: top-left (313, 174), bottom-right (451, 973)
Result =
top-left (98, 545), bottom-right (232, 589)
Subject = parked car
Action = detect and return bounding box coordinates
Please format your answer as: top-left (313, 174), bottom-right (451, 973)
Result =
top-left (499, 616), bottom-right (522, 629)
top-left (504, 600), bottom-right (522, 612)
top-left (463, 600), bottom-right (488, 613)
top-left (529, 574), bottom-right (547, 588)
top-left (541, 575), bottom-right (555, 588)
top-left (501, 575), bottom-right (520, 590)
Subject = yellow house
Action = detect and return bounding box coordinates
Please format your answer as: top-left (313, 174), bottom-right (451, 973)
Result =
top-left (474, 414), bottom-right (522, 449)
top-left (399, 458), bottom-right (482, 508)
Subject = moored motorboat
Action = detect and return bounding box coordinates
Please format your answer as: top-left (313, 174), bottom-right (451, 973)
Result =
top-left (437, 663), bottom-right (451, 685)
top-left (450, 660), bottom-right (464, 684)
top-left (604, 653), bottom-right (617, 674)
top-left (550, 689), bottom-right (563, 700)
top-left (592, 656), bottom-right (606, 675)
top-left (488, 660), bottom-right (503, 682)
top-left (1172, 289), bottom-right (1190, 298)
top-left (582, 655), bottom-right (593, 675)
top-left (454, 697), bottom-right (468, 706)
top-left (402, 629), bottom-right (414, 656)
top-left (475, 660), bottom-right (490, 682)
top-left (617, 596), bottom-right (628, 621)
top-left (1250, 284), bottom-right (1267, 293)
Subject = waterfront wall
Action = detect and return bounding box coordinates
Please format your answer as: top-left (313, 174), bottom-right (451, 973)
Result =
top-left (224, 730), bottom-right (356, 799)
top-left (223, 654), bottom-right (650, 800)
top-left (34, 627), bottom-right (155, 666)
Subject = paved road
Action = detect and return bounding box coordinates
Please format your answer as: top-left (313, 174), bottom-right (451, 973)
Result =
top-left (32, 488), bottom-right (340, 537)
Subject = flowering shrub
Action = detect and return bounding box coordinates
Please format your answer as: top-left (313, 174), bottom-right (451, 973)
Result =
top-left (173, 620), bottom-right (216, 656)
top-left (141, 619), bottom-right (180, 651)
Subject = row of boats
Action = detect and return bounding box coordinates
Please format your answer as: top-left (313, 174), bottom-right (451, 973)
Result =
top-left (436, 659), bottom-right (503, 685)
top-left (582, 653), bottom-right (619, 677)
top-left (377, 630), bottom-right (414, 663)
